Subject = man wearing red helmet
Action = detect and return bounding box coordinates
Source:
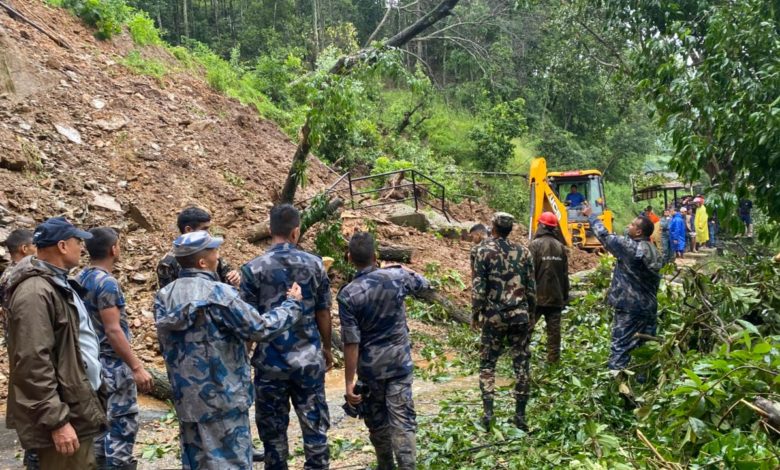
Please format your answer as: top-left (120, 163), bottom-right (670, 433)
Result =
top-left (529, 212), bottom-right (569, 363)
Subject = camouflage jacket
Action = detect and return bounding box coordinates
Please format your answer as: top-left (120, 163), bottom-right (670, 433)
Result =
top-left (472, 237), bottom-right (536, 322)
top-left (589, 215), bottom-right (662, 314)
top-left (240, 243), bottom-right (331, 382)
top-left (154, 269), bottom-right (301, 422)
top-left (337, 265), bottom-right (429, 381)
top-left (156, 252), bottom-right (233, 289)
top-left (76, 266), bottom-right (131, 359)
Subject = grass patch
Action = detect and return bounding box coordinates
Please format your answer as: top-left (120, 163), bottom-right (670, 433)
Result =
top-left (121, 51), bottom-right (166, 81)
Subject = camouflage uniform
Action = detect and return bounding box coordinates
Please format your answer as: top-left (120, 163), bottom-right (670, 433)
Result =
top-left (337, 265), bottom-right (430, 470)
top-left (588, 215), bottom-right (662, 370)
top-left (77, 267), bottom-right (139, 469)
top-left (472, 236), bottom-right (536, 404)
top-left (155, 268), bottom-right (302, 470)
top-left (156, 253), bottom-right (233, 289)
top-left (240, 243), bottom-right (331, 470)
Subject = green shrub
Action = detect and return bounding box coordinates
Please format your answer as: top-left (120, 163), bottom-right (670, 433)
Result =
top-left (54, 0), bottom-right (131, 39)
top-left (121, 50), bottom-right (166, 80)
top-left (127, 11), bottom-right (161, 46)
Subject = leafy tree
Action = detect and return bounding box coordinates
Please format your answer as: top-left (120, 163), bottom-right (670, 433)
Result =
top-left (469, 98), bottom-right (527, 171)
top-left (596, 0), bottom-right (780, 220)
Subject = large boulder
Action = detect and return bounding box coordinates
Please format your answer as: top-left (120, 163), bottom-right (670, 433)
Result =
top-left (387, 212), bottom-right (430, 232)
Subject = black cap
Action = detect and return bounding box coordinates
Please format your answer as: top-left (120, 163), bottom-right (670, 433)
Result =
top-left (33, 217), bottom-right (93, 248)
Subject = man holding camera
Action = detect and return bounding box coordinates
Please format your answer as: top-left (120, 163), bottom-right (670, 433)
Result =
top-left (337, 232), bottom-right (430, 470)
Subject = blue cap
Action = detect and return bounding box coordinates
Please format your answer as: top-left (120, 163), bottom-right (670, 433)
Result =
top-left (33, 217), bottom-right (93, 248)
top-left (172, 231), bottom-right (223, 257)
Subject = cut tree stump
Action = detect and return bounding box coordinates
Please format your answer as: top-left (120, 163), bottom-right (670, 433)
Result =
top-left (378, 244), bottom-right (413, 263)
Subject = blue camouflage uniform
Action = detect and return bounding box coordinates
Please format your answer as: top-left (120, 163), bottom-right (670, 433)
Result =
top-left (588, 214), bottom-right (662, 370)
top-left (240, 243), bottom-right (331, 470)
top-left (77, 266), bottom-right (139, 469)
top-left (338, 265), bottom-right (429, 470)
top-left (155, 268), bottom-right (302, 470)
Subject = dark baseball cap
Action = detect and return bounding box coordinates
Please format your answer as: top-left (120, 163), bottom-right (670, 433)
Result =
top-left (33, 217), bottom-right (93, 248)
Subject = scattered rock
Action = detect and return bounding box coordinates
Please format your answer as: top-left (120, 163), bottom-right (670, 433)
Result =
top-left (187, 119), bottom-right (214, 132)
top-left (54, 123), bottom-right (82, 144)
top-left (84, 180), bottom-right (99, 190)
top-left (90, 98), bottom-right (106, 109)
top-left (94, 115), bottom-right (128, 132)
top-left (130, 273), bottom-right (149, 283)
top-left (0, 151), bottom-right (31, 172)
top-left (126, 202), bottom-right (156, 231)
top-left (15, 215), bottom-right (35, 226)
top-left (90, 192), bottom-right (122, 212)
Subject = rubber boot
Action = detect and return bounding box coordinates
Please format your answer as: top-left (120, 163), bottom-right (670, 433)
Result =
top-left (481, 398), bottom-right (494, 430)
top-left (252, 448), bottom-right (265, 462)
top-left (513, 399), bottom-right (528, 431)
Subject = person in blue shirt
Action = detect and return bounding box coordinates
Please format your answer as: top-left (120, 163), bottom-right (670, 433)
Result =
top-left (564, 185), bottom-right (586, 207)
top-left (78, 227), bottom-right (153, 470)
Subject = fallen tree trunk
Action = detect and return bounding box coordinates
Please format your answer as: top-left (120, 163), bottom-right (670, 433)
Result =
top-left (246, 196), bottom-right (343, 243)
top-left (378, 244), bottom-right (413, 263)
top-left (415, 288), bottom-right (471, 324)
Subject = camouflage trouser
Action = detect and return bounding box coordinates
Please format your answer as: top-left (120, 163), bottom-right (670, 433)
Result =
top-left (363, 373), bottom-right (416, 470)
top-left (255, 376), bottom-right (330, 470)
top-left (480, 312), bottom-right (531, 401)
top-left (608, 308), bottom-right (657, 370)
top-left (179, 408), bottom-right (253, 470)
top-left (95, 358), bottom-right (139, 467)
top-left (534, 307), bottom-right (562, 363)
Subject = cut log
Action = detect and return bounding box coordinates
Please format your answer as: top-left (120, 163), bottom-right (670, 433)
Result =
top-left (247, 222), bottom-right (271, 243)
top-left (755, 397), bottom-right (780, 432)
top-left (415, 288), bottom-right (471, 324)
top-left (378, 244), bottom-right (413, 263)
top-left (147, 367), bottom-right (173, 401)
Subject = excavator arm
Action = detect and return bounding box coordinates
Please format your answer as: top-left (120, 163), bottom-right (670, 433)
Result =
top-left (529, 157), bottom-right (572, 246)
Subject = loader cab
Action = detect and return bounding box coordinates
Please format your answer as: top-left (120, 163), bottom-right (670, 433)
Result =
top-left (548, 173), bottom-right (608, 222)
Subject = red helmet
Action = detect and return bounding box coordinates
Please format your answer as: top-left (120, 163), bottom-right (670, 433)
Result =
top-left (539, 212), bottom-right (558, 227)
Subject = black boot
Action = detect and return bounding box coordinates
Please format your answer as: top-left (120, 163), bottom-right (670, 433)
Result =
top-left (481, 398), bottom-right (494, 430)
top-left (513, 399), bottom-right (528, 431)
top-left (252, 448), bottom-right (265, 462)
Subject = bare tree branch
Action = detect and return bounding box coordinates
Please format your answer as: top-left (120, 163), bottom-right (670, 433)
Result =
top-left (364, 5), bottom-right (394, 47)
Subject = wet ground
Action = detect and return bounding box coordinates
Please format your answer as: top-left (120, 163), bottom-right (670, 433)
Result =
top-left (0, 368), bottom-right (494, 469)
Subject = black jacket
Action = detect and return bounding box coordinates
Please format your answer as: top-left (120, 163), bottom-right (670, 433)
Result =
top-left (528, 225), bottom-right (570, 308)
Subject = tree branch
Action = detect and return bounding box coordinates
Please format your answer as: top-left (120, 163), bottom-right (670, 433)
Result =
top-left (280, 0), bottom-right (462, 204)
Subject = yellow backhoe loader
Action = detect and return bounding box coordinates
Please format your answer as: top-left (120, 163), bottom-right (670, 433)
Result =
top-left (528, 157), bottom-right (614, 250)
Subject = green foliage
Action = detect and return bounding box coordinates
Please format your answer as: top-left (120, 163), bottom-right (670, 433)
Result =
top-left (121, 51), bottom-right (166, 80)
top-left (52, 0), bottom-right (131, 39)
top-left (418, 248), bottom-right (780, 468)
top-left (127, 10), bottom-right (161, 45)
top-left (605, 0), bottom-right (780, 220)
top-left (469, 98), bottom-right (527, 171)
top-left (313, 220), bottom-right (352, 277)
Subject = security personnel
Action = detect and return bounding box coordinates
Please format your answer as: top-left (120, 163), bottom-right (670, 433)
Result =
top-left (240, 204), bottom-right (332, 470)
top-left (154, 231), bottom-right (303, 470)
top-left (472, 212), bottom-right (536, 431)
top-left (156, 206), bottom-right (240, 289)
top-left (78, 228), bottom-right (153, 470)
top-left (582, 203), bottom-right (661, 371)
top-left (528, 212), bottom-right (569, 363)
top-left (338, 232), bottom-right (430, 470)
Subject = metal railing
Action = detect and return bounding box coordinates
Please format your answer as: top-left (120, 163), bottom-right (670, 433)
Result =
top-left (309, 169), bottom-right (455, 222)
